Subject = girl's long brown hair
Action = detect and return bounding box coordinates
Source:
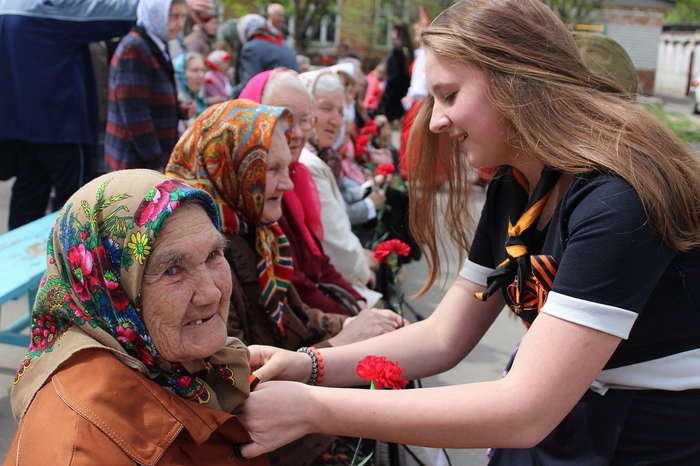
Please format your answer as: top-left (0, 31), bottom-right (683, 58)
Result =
top-left (408, 0), bottom-right (700, 295)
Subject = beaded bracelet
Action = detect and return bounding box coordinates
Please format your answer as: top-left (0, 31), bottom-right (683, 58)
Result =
top-left (296, 346), bottom-right (325, 385)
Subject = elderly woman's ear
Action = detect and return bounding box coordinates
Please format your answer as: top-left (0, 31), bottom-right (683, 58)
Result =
top-left (141, 201), bottom-right (232, 362)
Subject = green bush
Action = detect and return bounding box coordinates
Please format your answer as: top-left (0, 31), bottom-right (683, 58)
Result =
top-left (643, 104), bottom-right (700, 143)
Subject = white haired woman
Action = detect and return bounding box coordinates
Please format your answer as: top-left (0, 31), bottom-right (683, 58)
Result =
top-left (297, 68), bottom-right (384, 307)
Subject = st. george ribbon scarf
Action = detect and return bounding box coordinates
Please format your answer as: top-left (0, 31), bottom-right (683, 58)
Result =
top-left (475, 168), bottom-right (562, 325)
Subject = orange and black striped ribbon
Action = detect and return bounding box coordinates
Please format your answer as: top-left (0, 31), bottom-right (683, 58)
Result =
top-left (474, 168), bottom-right (561, 316)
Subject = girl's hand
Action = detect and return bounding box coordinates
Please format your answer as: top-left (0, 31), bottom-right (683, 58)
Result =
top-left (248, 345), bottom-right (311, 383)
top-left (239, 381), bottom-right (316, 458)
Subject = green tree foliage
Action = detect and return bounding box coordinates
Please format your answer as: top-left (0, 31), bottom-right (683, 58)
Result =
top-left (542, 0), bottom-right (610, 24)
top-left (664, 0), bottom-right (700, 23)
top-left (220, 0), bottom-right (336, 52)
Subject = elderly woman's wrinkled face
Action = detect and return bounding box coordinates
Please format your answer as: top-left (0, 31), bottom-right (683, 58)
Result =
top-left (186, 56), bottom-right (206, 92)
top-left (313, 90), bottom-right (344, 149)
top-left (261, 129), bottom-right (294, 223)
top-left (141, 203), bottom-right (231, 362)
top-left (265, 85), bottom-right (314, 161)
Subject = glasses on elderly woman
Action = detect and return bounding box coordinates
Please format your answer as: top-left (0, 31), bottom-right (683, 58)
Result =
top-left (293, 114), bottom-right (315, 132)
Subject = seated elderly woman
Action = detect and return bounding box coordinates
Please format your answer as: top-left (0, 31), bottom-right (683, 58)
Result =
top-left (165, 100), bottom-right (402, 465)
top-left (6, 170), bottom-right (264, 465)
top-left (175, 52), bottom-right (225, 129)
top-left (238, 69), bottom-right (366, 316)
top-left (297, 69), bottom-right (384, 306)
top-left (165, 100), bottom-right (402, 350)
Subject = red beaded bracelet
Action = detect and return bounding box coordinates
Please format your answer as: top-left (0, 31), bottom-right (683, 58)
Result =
top-left (310, 346), bottom-right (325, 386)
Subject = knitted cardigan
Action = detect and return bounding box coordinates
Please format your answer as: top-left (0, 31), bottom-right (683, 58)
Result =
top-left (104, 27), bottom-right (179, 170)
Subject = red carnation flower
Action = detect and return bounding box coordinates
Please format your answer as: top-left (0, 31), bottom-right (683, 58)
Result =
top-left (355, 134), bottom-right (371, 158)
top-left (321, 56), bottom-right (333, 65)
top-left (361, 121), bottom-right (378, 136)
top-left (373, 239), bottom-right (411, 264)
top-left (375, 163), bottom-right (395, 176)
top-left (356, 355), bottom-right (408, 390)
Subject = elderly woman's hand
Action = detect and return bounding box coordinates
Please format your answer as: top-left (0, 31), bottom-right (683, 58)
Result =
top-left (328, 308), bottom-right (407, 346)
top-left (239, 381), bottom-right (316, 459)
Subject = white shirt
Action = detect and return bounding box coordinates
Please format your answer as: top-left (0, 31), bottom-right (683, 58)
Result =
top-left (300, 145), bottom-right (382, 307)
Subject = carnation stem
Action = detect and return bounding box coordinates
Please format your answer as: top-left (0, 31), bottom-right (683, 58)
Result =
top-left (350, 381), bottom-right (375, 466)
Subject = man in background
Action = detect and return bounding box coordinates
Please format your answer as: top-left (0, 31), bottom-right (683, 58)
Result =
top-left (266, 3), bottom-right (287, 38)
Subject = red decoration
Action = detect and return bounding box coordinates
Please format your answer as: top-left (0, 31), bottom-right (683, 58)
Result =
top-left (356, 355), bottom-right (408, 390)
top-left (223, 53), bottom-right (233, 62)
top-left (321, 56), bottom-right (333, 65)
top-left (375, 163), bottom-right (395, 176)
top-left (361, 120), bottom-right (378, 136)
top-left (354, 133), bottom-right (372, 158)
top-left (373, 239), bottom-right (411, 263)
top-left (204, 60), bottom-right (219, 72)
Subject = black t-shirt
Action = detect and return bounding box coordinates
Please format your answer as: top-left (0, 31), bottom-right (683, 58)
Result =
top-left (461, 167), bottom-right (700, 392)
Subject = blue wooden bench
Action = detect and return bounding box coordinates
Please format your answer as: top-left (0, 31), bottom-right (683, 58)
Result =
top-left (0, 212), bottom-right (58, 347)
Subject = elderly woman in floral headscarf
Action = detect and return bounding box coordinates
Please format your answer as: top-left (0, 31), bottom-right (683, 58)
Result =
top-left (239, 69), bottom-right (367, 316)
top-left (166, 99), bottom-right (401, 348)
top-left (6, 169), bottom-right (265, 465)
top-left (166, 99), bottom-right (403, 465)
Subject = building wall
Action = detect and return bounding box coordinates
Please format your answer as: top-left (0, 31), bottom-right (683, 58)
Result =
top-left (654, 32), bottom-right (700, 97)
top-left (604, 6), bottom-right (668, 93)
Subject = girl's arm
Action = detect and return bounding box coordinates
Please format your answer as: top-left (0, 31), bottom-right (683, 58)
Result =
top-left (250, 276), bottom-right (505, 386)
top-left (240, 311), bottom-right (620, 458)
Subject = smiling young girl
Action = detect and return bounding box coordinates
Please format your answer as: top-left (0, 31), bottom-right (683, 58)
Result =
top-left (237, 1), bottom-right (700, 463)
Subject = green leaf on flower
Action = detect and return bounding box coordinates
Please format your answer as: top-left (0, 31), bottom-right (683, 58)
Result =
top-left (80, 200), bottom-right (92, 220)
top-left (356, 452), bottom-right (374, 466)
top-left (98, 194), bottom-right (130, 212)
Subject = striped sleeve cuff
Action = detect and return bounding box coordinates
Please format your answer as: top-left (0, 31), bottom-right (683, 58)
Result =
top-left (458, 259), bottom-right (494, 287)
top-left (541, 292), bottom-right (638, 339)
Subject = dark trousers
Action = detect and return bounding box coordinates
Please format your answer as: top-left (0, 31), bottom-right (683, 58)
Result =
top-left (4, 140), bottom-right (88, 230)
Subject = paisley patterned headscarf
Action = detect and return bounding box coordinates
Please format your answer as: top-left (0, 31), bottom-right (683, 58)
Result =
top-left (239, 69), bottom-right (325, 258)
top-left (166, 100), bottom-right (294, 334)
top-left (11, 170), bottom-right (250, 421)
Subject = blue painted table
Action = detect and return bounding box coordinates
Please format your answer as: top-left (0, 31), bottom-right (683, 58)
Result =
top-left (0, 212), bottom-right (58, 346)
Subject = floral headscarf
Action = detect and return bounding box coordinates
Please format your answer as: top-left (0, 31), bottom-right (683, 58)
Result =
top-left (166, 100), bottom-right (294, 334)
top-left (11, 170), bottom-right (250, 421)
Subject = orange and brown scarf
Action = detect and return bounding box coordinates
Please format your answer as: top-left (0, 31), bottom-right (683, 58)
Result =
top-left (166, 100), bottom-right (294, 334)
top-left (475, 168), bottom-right (561, 326)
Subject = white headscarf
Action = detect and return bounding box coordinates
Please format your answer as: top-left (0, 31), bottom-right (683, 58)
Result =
top-left (236, 14), bottom-right (266, 45)
top-left (136, 0), bottom-right (174, 43)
